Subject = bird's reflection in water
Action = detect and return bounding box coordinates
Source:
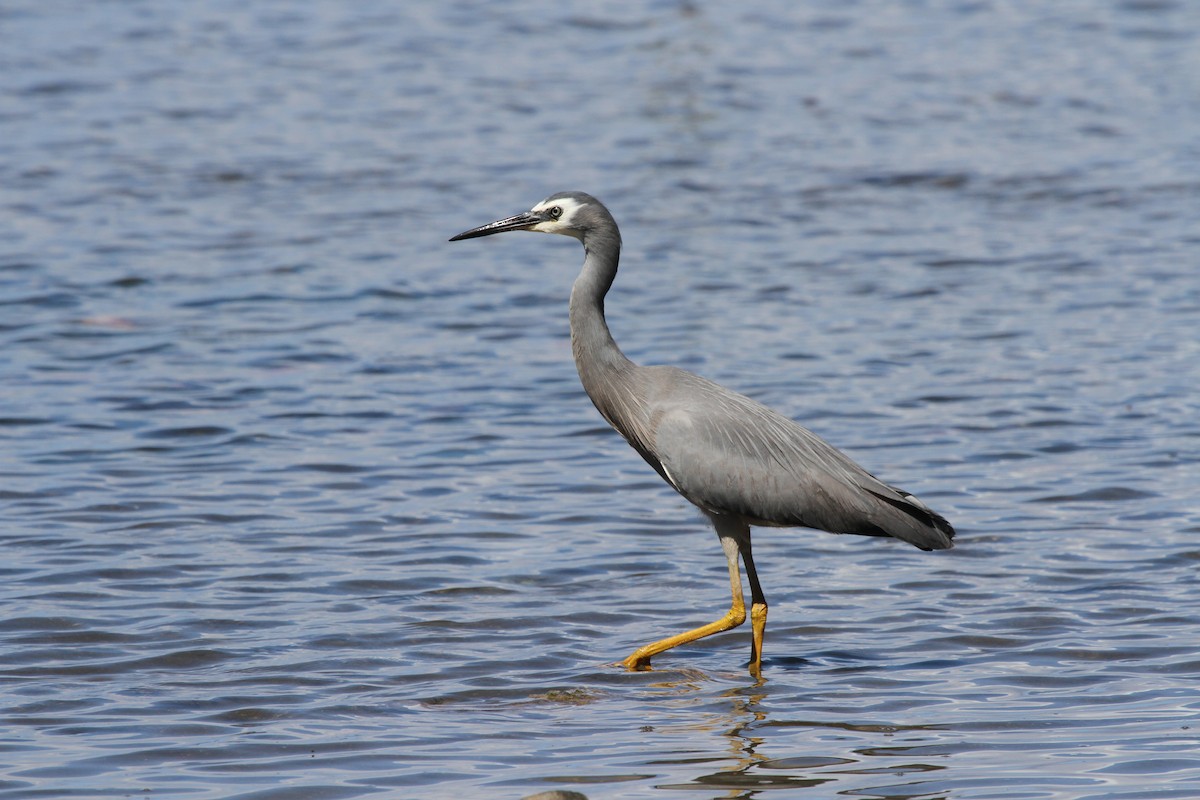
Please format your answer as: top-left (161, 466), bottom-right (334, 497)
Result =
top-left (638, 670), bottom-right (949, 799)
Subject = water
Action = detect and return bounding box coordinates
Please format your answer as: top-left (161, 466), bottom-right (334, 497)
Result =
top-left (2, 1), bottom-right (1199, 798)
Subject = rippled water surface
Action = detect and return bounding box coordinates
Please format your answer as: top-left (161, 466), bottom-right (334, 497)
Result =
top-left (3, 1), bottom-right (1200, 798)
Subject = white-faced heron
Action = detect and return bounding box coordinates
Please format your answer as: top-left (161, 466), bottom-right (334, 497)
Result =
top-left (450, 191), bottom-right (954, 676)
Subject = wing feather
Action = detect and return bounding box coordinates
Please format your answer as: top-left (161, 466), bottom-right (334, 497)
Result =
top-left (622, 366), bottom-right (953, 551)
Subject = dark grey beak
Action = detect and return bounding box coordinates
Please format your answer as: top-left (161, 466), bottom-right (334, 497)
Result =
top-left (449, 211), bottom-right (541, 242)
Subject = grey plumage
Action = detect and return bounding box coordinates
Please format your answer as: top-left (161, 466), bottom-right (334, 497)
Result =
top-left (450, 191), bottom-right (954, 675)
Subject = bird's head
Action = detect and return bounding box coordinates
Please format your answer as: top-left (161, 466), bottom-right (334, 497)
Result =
top-left (449, 191), bottom-right (616, 247)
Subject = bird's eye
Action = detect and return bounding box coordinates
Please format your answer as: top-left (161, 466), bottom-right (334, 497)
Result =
top-left (548, 206), bottom-right (563, 220)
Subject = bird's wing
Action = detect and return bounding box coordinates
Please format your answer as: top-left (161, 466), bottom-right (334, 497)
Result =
top-left (642, 367), bottom-right (953, 551)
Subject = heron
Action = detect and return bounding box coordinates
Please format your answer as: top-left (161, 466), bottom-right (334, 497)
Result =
top-left (450, 191), bottom-right (954, 676)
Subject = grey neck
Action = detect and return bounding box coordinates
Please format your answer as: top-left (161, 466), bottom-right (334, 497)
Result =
top-left (569, 234), bottom-right (635, 392)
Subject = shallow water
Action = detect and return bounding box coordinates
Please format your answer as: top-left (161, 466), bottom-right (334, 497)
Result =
top-left (2, 1), bottom-right (1200, 798)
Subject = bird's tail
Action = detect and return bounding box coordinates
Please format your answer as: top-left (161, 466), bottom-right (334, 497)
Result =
top-left (866, 487), bottom-right (956, 551)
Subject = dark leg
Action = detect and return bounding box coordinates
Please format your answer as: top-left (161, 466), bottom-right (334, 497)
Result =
top-left (740, 532), bottom-right (768, 677)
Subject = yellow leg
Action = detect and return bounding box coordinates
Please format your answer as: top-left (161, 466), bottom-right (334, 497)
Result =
top-left (742, 530), bottom-right (769, 678)
top-left (622, 534), bottom-right (747, 671)
top-left (749, 602), bottom-right (768, 678)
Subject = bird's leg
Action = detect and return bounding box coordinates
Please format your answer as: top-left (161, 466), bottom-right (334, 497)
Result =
top-left (622, 534), bottom-right (747, 671)
top-left (740, 535), bottom-right (769, 678)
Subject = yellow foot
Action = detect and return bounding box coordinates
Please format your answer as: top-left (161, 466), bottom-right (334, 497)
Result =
top-left (621, 651), bottom-right (653, 671)
top-left (620, 606), bottom-right (748, 672)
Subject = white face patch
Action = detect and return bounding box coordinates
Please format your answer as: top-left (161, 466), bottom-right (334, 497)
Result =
top-left (528, 195), bottom-right (585, 238)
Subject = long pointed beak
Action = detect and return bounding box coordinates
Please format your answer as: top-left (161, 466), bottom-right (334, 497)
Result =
top-left (449, 211), bottom-right (540, 242)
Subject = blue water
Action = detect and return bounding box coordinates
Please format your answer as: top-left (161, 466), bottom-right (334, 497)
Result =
top-left (2, 1), bottom-right (1199, 798)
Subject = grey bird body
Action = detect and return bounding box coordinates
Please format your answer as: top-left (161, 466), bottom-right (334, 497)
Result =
top-left (451, 191), bottom-right (954, 675)
top-left (593, 363), bottom-right (952, 549)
